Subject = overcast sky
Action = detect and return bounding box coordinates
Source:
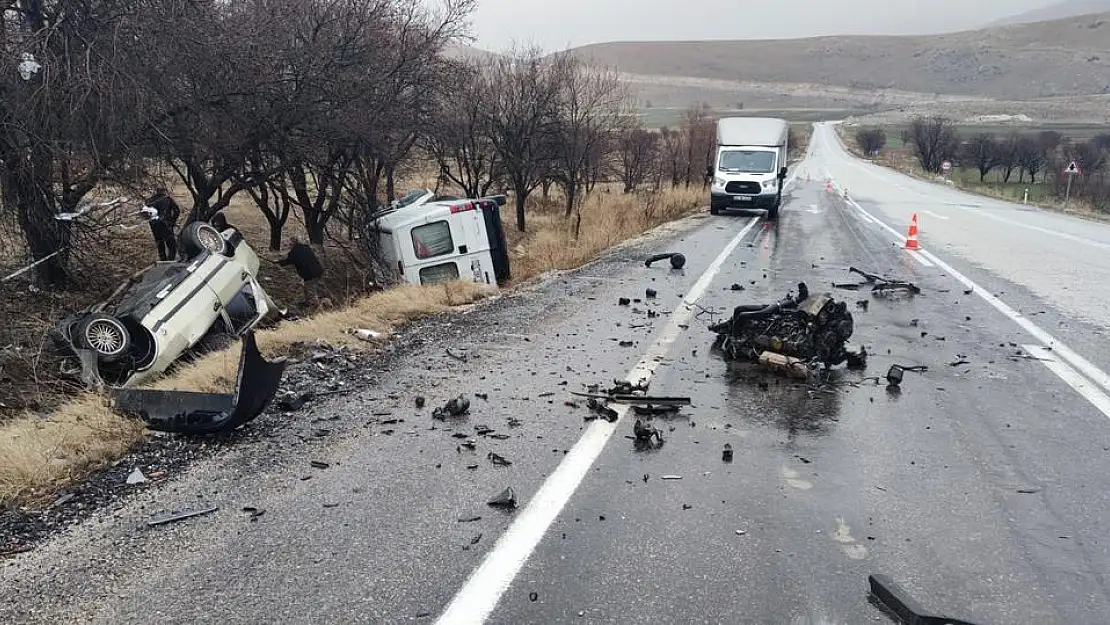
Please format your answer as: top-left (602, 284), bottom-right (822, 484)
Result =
top-left (468, 0), bottom-right (1063, 51)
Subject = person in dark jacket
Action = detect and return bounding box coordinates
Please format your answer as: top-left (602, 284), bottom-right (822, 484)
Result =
top-left (142, 188), bottom-right (181, 261)
top-left (278, 236), bottom-right (324, 306)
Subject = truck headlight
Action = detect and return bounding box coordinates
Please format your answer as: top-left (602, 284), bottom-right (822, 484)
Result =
top-left (713, 177), bottom-right (726, 188)
top-left (762, 179), bottom-right (777, 189)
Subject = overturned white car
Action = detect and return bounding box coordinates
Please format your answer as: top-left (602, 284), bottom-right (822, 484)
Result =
top-left (54, 221), bottom-right (277, 388)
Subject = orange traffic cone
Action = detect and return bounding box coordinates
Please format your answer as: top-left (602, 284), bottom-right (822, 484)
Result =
top-left (905, 213), bottom-right (920, 250)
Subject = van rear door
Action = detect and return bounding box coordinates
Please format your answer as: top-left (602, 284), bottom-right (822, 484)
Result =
top-left (479, 200), bottom-right (511, 283)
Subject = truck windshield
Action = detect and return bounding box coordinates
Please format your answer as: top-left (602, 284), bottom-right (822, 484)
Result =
top-left (719, 150), bottom-right (776, 174)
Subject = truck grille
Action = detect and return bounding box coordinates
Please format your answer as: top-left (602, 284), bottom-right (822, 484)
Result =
top-left (725, 181), bottom-right (761, 194)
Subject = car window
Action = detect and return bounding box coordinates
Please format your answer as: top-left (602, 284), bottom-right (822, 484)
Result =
top-left (419, 262), bottom-right (460, 285)
top-left (412, 221), bottom-right (454, 259)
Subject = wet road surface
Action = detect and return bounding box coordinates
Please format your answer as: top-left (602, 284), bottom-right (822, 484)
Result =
top-left (6, 131), bottom-right (1110, 624)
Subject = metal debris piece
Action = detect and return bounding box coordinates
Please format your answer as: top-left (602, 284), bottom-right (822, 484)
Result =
top-left (846, 346), bottom-right (868, 370)
top-left (758, 351), bottom-right (810, 379)
top-left (618, 340), bottom-right (634, 347)
top-left (632, 405), bottom-right (680, 416)
top-left (126, 467), bottom-right (148, 485)
top-left (433, 395), bottom-right (471, 420)
top-left (585, 398), bottom-right (619, 422)
top-left (645, 288), bottom-right (658, 299)
top-left (644, 252), bottom-right (686, 269)
top-left (886, 365), bottom-right (905, 387)
top-left (618, 297), bottom-right (631, 306)
top-left (488, 452), bottom-right (512, 466)
top-left (110, 332), bottom-right (286, 434)
top-left (730, 283), bottom-right (745, 291)
top-left (868, 574), bottom-right (981, 625)
top-left (633, 419), bottom-right (664, 444)
top-left (310, 460), bottom-right (330, 469)
top-left (722, 443), bottom-right (734, 463)
top-left (148, 505), bottom-right (219, 527)
top-left (661, 475), bottom-right (682, 480)
top-left (487, 486), bottom-right (517, 509)
top-left (457, 515), bottom-right (482, 523)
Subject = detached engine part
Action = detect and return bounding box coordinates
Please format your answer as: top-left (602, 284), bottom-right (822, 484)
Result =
top-left (710, 282), bottom-right (854, 367)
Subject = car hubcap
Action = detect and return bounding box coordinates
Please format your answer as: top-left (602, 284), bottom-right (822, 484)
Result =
top-left (199, 228), bottom-right (223, 252)
top-left (87, 322), bottom-right (123, 354)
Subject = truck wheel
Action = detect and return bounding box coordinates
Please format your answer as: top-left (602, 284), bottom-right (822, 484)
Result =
top-left (710, 205), bottom-right (721, 215)
top-left (181, 222), bottom-right (229, 258)
top-left (78, 314), bottom-right (131, 362)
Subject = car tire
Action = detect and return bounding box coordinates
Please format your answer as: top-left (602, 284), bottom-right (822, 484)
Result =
top-left (78, 314), bottom-right (131, 362)
top-left (181, 222), bottom-right (229, 259)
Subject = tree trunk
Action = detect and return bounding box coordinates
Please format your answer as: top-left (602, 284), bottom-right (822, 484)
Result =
top-left (563, 181), bottom-right (577, 219)
top-left (513, 183), bottom-right (528, 232)
top-left (385, 164), bottom-right (396, 203)
top-left (2, 156), bottom-right (71, 287)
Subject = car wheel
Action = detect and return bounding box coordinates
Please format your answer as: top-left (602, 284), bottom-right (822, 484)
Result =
top-left (78, 314), bottom-right (131, 362)
top-left (181, 222), bottom-right (229, 258)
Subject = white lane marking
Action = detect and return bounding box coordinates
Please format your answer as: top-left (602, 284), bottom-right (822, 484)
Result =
top-left (842, 196), bottom-right (933, 268)
top-left (436, 217), bottom-right (764, 625)
top-left (1023, 345), bottom-right (1110, 420)
top-left (922, 210), bottom-right (950, 221)
top-left (919, 248), bottom-right (1110, 397)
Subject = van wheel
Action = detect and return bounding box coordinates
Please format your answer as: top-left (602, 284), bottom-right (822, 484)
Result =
top-left (710, 205), bottom-right (721, 215)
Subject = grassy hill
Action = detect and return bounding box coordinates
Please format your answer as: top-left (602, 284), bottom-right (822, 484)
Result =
top-left (566, 12), bottom-right (1110, 100)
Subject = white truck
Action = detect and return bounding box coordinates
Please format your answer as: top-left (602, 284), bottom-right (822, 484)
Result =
top-left (372, 191), bottom-right (511, 288)
top-left (709, 117), bottom-right (789, 218)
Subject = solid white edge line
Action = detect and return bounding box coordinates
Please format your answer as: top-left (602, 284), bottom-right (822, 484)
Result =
top-left (434, 217), bottom-right (764, 625)
top-left (918, 248), bottom-right (1110, 397)
top-left (1023, 345), bottom-right (1110, 421)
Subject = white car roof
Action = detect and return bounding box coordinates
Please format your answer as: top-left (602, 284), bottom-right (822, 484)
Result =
top-left (374, 200), bottom-right (475, 231)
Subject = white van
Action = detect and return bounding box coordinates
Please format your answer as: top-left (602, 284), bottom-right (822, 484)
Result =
top-left (710, 117), bottom-right (789, 218)
top-left (372, 191), bottom-right (511, 287)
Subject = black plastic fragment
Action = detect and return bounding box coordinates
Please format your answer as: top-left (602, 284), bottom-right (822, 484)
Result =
top-left (868, 574), bottom-right (982, 625)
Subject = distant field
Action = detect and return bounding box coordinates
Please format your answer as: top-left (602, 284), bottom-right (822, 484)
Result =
top-left (639, 107), bottom-right (861, 129)
top-left (867, 122), bottom-right (1110, 150)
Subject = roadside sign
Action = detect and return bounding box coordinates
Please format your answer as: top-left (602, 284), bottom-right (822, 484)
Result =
top-left (1066, 161), bottom-right (1081, 176)
top-left (941, 161), bottom-right (952, 172)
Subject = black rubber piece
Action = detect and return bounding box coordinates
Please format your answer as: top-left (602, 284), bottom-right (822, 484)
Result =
top-left (644, 253), bottom-right (686, 269)
top-left (868, 574), bottom-right (983, 625)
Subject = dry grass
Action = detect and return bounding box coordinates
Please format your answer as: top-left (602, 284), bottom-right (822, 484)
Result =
top-left (507, 184), bottom-right (705, 282)
top-left (0, 281), bottom-right (493, 504)
top-left (0, 181), bottom-right (704, 505)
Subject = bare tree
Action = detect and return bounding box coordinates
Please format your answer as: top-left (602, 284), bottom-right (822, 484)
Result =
top-left (680, 106), bottom-right (715, 188)
top-left (483, 49), bottom-right (563, 232)
top-left (425, 61), bottom-right (502, 198)
top-left (1016, 136), bottom-right (1048, 183)
top-left (962, 133), bottom-right (999, 182)
top-left (617, 123), bottom-right (659, 193)
top-left (547, 55), bottom-right (627, 221)
top-left (854, 128), bottom-right (887, 155)
top-left (907, 117), bottom-right (959, 174)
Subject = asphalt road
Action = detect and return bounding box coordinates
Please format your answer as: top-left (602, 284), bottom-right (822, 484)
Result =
top-left (5, 126), bottom-right (1110, 624)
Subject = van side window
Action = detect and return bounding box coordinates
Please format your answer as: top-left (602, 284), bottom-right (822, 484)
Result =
top-left (411, 221), bottom-right (453, 259)
top-left (419, 262), bottom-right (460, 284)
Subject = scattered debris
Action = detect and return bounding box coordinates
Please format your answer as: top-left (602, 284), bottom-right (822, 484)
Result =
top-left (415, 396), bottom-right (426, 409)
top-left (469, 533), bottom-right (483, 545)
top-left (445, 348), bottom-right (468, 363)
top-left (644, 252), bottom-right (686, 269)
top-left (618, 340), bottom-right (634, 347)
top-left (855, 300), bottom-right (869, 312)
top-left (618, 297), bottom-right (631, 306)
top-left (487, 486), bottom-right (517, 509)
top-left (730, 283), bottom-right (745, 291)
top-left (475, 393), bottom-right (489, 401)
top-left (310, 460), bottom-right (330, 469)
top-left (661, 475), bottom-right (682, 480)
top-left (277, 391), bottom-right (313, 412)
top-left (847, 267), bottom-right (922, 296)
top-left (433, 395), bottom-right (471, 420)
top-left (458, 515), bottom-right (482, 523)
top-left (241, 506), bottom-right (266, 520)
top-left (126, 467), bottom-right (148, 485)
top-left (529, 592), bottom-right (539, 602)
top-left (488, 452), bottom-right (512, 466)
top-left (949, 359), bottom-right (971, 367)
top-left (722, 443), bottom-right (734, 463)
top-left (886, 365), bottom-right (905, 387)
top-left (147, 505), bottom-right (219, 527)
top-left (709, 282), bottom-right (854, 371)
top-left (645, 288), bottom-right (658, 299)
top-left (585, 398), bottom-right (619, 422)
